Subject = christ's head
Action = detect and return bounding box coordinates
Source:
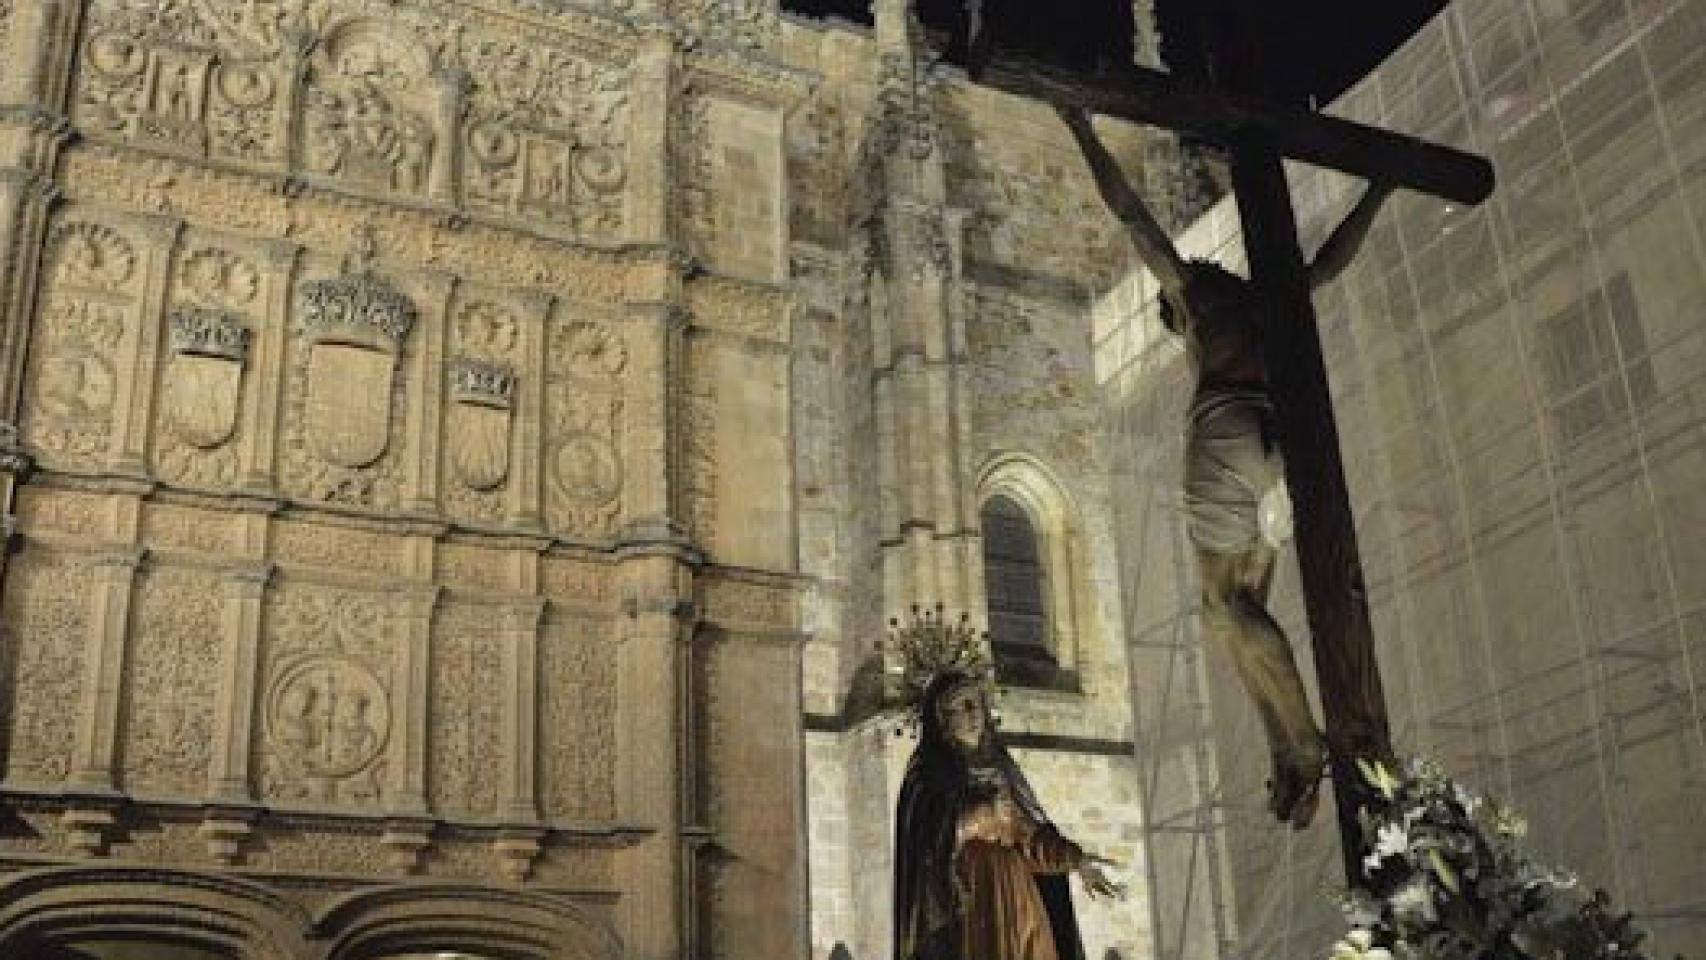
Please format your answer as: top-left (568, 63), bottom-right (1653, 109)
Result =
top-left (1160, 260), bottom-right (1252, 334)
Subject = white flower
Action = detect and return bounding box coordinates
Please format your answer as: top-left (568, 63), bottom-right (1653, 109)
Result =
top-left (1329, 928), bottom-right (1393, 960)
top-left (1389, 879), bottom-right (1438, 924)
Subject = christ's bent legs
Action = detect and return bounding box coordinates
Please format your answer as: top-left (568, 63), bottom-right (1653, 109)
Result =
top-left (1196, 546), bottom-right (1327, 827)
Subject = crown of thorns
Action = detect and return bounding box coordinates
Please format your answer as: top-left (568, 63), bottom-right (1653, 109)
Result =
top-left (882, 603), bottom-right (995, 735)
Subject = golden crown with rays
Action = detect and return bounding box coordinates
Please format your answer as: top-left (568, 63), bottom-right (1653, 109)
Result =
top-left (882, 603), bottom-right (996, 735)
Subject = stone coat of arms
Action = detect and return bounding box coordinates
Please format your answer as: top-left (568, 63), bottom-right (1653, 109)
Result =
top-left (296, 270), bottom-right (417, 469)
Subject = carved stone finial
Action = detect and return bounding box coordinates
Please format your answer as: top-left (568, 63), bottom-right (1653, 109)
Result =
top-left (169, 307), bottom-right (251, 361)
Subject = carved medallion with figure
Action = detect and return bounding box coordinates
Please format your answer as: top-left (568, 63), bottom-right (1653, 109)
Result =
top-left (544, 320), bottom-right (626, 538)
top-left (257, 585), bottom-right (397, 806)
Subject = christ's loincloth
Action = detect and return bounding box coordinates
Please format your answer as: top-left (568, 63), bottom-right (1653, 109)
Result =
top-left (1183, 384), bottom-right (1292, 553)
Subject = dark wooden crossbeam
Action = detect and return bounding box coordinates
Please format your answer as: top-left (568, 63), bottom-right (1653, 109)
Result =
top-left (976, 53), bottom-right (1494, 205)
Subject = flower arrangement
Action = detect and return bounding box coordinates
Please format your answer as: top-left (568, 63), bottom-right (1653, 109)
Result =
top-left (1331, 758), bottom-right (1673, 960)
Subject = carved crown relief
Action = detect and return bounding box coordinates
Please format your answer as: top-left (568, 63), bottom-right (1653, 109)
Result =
top-left (23, 222), bottom-right (141, 464)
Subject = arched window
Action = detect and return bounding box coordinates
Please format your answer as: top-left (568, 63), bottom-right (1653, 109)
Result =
top-left (976, 454), bottom-right (1087, 691)
top-left (982, 495), bottom-right (1052, 667)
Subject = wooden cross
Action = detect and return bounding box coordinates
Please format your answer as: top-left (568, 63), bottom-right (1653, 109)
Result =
top-left (923, 7), bottom-right (1494, 883)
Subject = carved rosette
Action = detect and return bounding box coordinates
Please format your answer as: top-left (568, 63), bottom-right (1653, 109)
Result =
top-left (544, 319), bottom-right (626, 539)
top-left (282, 266), bottom-right (416, 508)
top-left (256, 584), bottom-right (396, 807)
top-left (23, 221), bottom-right (139, 466)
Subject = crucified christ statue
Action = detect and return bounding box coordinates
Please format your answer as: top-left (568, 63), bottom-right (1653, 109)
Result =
top-left (1059, 105), bottom-right (1393, 829)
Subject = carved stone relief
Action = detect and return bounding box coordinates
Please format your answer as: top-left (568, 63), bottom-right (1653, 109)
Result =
top-left (459, 40), bottom-right (630, 238)
top-left (256, 583), bottom-right (397, 807)
top-left (154, 243), bottom-right (262, 486)
top-left (427, 602), bottom-right (503, 817)
top-left (544, 318), bottom-right (625, 539)
top-left (117, 566), bottom-right (222, 796)
top-left (675, 0), bottom-right (779, 51)
top-left (437, 542), bottom-right (513, 593)
top-left (280, 264), bottom-right (417, 508)
top-left (23, 221), bottom-right (140, 466)
top-left (683, 339), bottom-right (719, 546)
top-left (249, 822), bottom-right (392, 875)
top-left (0, 551), bottom-right (92, 785)
top-left (271, 518), bottom-right (405, 577)
top-left (300, 22), bottom-right (441, 198)
top-left (540, 555), bottom-right (616, 611)
top-left (444, 297), bottom-right (522, 523)
top-left (141, 502), bottom-right (237, 556)
top-left (538, 615), bottom-right (615, 821)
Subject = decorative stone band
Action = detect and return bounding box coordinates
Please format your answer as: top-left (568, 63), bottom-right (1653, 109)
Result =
top-left (449, 357), bottom-right (517, 409)
top-left (298, 270), bottom-right (417, 351)
top-left (168, 306), bottom-right (250, 362)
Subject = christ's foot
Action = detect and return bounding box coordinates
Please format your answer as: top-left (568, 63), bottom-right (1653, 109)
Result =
top-left (1267, 748), bottom-right (1327, 829)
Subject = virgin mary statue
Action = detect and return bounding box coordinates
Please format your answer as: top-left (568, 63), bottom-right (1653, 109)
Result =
top-left (894, 670), bottom-right (1122, 960)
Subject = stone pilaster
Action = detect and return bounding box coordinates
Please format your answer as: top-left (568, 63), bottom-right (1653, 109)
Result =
top-left (239, 241), bottom-right (299, 492)
top-left (112, 215), bottom-right (184, 475)
top-left (614, 547), bottom-right (696, 960)
top-left (69, 547), bottom-right (143, 793)
top-left (498, 598), bottom-right (546, 823)
top-left (403, 272), bottom-right (455, 515)
top-left (207, 562), bottom-right (270, 803)
top-left (626, 28), bottom-right (676, 244)
top-left (389, 586), bottom-right (440, 815)
top-left (506, 291), bottom-right (552, 529)
top-left (430, 69), bottom-right (469, 208)
top-left (623, 300), bottom-right (689, 540)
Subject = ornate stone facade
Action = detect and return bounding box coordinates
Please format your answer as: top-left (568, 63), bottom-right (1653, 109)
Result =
top-left (2, 0), bottom-right (1167, 958)
top-left (0, 0), bottom-right (807, 956)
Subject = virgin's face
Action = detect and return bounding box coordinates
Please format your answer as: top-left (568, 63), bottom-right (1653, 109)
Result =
top-left (938, 683), bottom-right (987, 753)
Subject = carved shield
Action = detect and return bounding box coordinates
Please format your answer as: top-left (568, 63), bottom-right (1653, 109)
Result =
top-left (166, 354), bottom-right (243, 449)
top-left (306, 343), bottom-right (395, 468)
top-left (449, 403), bottom-right (512, 491)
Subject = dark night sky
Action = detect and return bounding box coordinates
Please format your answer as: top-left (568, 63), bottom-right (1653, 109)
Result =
top-left (781, 0), bottom-right (1449, 107)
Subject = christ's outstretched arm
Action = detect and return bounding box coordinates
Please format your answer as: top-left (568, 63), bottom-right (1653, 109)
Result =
top-left (1308, 182), bottom-right (1395, 289)
top-left (1056, 105), bottom-right (1188, 297)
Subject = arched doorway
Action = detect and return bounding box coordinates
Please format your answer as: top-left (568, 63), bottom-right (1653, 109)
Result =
top-left (29, 941), bottom-right (231, 960)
